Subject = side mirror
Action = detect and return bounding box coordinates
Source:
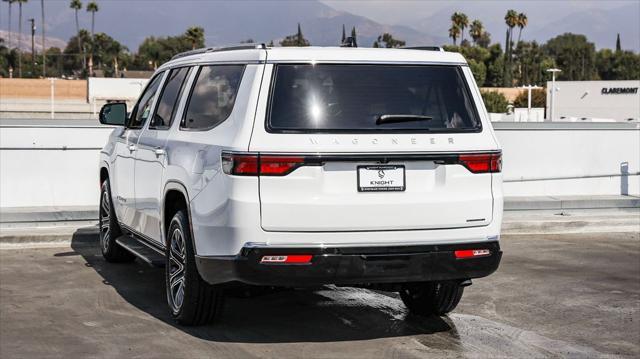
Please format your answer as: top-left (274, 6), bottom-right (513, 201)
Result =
top-left (99, 103), bottom-right (127, 126)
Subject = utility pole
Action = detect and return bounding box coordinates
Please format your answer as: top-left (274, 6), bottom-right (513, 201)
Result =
top-left (18, 2), bottom-right (22, 77)
top-left (41, 0), bottom-right (46, 77)
top-left (29, 18), bottom-right (36, 77)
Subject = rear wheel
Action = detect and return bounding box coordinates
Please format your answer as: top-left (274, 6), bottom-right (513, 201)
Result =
top-left (166, 209), bottom-right (224, 325)
top-left (399, 281), bottom-right (464, 316)
top-left (99, 180), bottom-right (135, 263)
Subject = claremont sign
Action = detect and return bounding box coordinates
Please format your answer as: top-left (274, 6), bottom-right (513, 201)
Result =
top-left (601, 87), bottom-right (639, 95)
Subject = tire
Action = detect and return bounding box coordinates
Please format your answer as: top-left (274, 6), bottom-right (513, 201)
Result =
top-left (99, 180), bottom-right (135, 263)
top-left (165, 209), bottom-right (224, 325)
top-left (399, 281), bottom-right (464, 316)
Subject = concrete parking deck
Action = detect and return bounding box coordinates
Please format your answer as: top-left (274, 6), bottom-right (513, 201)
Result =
top-left (1, 231), bottom-right (638, 358)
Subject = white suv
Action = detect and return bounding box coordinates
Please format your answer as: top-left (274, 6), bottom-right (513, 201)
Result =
top-left (98, 44), bottom-right (503, 325)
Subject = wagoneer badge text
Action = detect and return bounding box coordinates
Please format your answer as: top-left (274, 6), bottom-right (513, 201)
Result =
top-left (308, 137), bottom-right (455, 145)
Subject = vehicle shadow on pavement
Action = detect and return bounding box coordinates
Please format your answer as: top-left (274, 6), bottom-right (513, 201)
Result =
top-left (69, 229), bottom-right (461, 344)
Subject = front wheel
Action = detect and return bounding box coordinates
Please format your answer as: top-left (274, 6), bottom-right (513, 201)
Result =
top-left (165, 209), bottom-right (224, 325)
top-left (399, 281), bottom-right (465, 316)
top-left (99, 180), bottom-right (135, 263)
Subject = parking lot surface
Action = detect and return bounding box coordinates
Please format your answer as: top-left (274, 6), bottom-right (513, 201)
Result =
top-left (1, 231), bottom-right (638, 358)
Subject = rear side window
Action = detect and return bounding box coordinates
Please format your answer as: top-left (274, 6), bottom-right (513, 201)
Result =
top-left (181, 65), bottom-right (245, 130)
top-left (150, 67), bottom-right (191, 129)
top-left (268, 64), bottom-right (481, 133)
top-left (128, 73), bottom-right (163, 129)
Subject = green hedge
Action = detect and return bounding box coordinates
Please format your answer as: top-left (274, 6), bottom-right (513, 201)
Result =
top-left (481, 91), bottom-right (509, 113)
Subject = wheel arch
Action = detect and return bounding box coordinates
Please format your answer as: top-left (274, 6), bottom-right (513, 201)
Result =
top-left (99, 162), bottom-right (110, 184)
top-left (162, 181), bottom-right (196, 252)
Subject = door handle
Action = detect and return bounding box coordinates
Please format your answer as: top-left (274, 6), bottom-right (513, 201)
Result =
top-left (154, 148), bottom-right (166, 157)
top-left (128, 145), bottom-right (136, 152)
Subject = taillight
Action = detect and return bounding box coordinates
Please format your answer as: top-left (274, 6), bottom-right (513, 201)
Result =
top-left (260, 156), bottom-right (305, 176)
top-left (221, 153), bottom-right (305, 176)
top-left (222, 153), bottom-right (259, 175)
top-left (454, 249), bottom-right (491, 259)
top-left (458, 153), bottom-right (501, 173)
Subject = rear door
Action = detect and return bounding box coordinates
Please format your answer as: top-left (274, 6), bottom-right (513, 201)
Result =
top-left (249, 63), bottom-right (499, 232)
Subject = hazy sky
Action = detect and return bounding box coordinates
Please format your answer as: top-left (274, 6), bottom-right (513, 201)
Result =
top-left (0, 0), bottom-right (637, 51)
top-left (321, 0), bottom-right (638, 25)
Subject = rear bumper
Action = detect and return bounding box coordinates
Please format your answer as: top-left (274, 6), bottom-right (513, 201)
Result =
top-left (195, 241), bottom-right (501, 286)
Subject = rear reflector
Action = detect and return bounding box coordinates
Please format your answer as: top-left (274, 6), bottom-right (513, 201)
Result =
top-left (454, 249), bottom-right (491, 259)
top-left (458, 153), bottom-right (502, 173)
top-left (260, 255), bottom-right (313, 264)
top-left (222, 153), bottom-right (305, 176)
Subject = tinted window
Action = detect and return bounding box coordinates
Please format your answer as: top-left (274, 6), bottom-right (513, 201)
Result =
top-left (128, 74), bottom-right (163, 129)
top-left (268, 64), bottom-right (481, 132)
top-left (182, 65), bottom-right (245, 130)
top-left (150, 67), bottom-right (191, 129)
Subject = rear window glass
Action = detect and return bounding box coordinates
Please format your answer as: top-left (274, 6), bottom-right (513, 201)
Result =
top-left (268, 64), bottom-right (481, 133)
top-left (181, 65), bottom-right (245, 130)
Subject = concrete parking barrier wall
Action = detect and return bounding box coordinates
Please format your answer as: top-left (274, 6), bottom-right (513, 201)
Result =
top-left (0, 120), bottom-right (638, 209)
top-left (494, 122), bottom-right (640, 197)
top-left (0, 122), bottom-right (112, 208)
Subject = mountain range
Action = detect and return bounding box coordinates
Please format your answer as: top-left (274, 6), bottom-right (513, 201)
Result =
top-left (0, 0), bottom-right (637, 52)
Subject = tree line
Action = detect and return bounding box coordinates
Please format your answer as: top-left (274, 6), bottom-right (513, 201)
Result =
top-left (443, 9), bottom-right (639, 87)
top-left (1, 2), bottom-right (638, 84)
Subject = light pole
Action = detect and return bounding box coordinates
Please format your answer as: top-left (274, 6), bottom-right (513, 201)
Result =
top-left (546, 68), bottom-right (561, 122)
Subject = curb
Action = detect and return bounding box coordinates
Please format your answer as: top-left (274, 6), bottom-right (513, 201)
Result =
top-left (501, 220), bottom-right (640, 235)
top-left (0, 208), bottom-right (98, 223)
top-left (0, 226), bottom-right (99, 246)
top-left (2, 197), bottom-right (638, 224)
top-left (504, 196), bottom-right (640, 211)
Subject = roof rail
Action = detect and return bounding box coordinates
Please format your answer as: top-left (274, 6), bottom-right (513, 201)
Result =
top-left (403, 46), bottom-right (444, 52)
top-left (171, 43), bottom-right (266, 61)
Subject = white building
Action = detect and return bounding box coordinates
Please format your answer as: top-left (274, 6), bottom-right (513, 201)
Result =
top-left (547, 80), bottom-right (640, 122)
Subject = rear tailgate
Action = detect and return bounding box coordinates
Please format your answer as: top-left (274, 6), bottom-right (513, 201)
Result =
top-left (248, 63), bottom-right (499, 232)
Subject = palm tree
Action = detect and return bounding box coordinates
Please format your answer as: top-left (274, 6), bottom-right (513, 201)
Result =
top-left (516, 12), bottom-right (528, 45)
top-left (448, 24), bottom-right (461, 46)
top-left (16, 0), bottom-right (27, 77)
top-left (504, 9), bottom-right (518, 86)
top-left (86, 1), bottom-right (98, 76)
top-left (458, 13), bottom-right (469, 43)
top-left (451, 12), bottom-right (469, 43)
top-left (469, 20), bottom-right (484, 46)
top-left (2, 0), bottom-right (14, 49)
top-left (185, 26), bottom-right (204, 50)
top-left (504, 9), bottom-right (518, 50)
top-left (86, 1), bottom-right (98, 38)
top-left (69, 0), bottom-right (83, 70)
